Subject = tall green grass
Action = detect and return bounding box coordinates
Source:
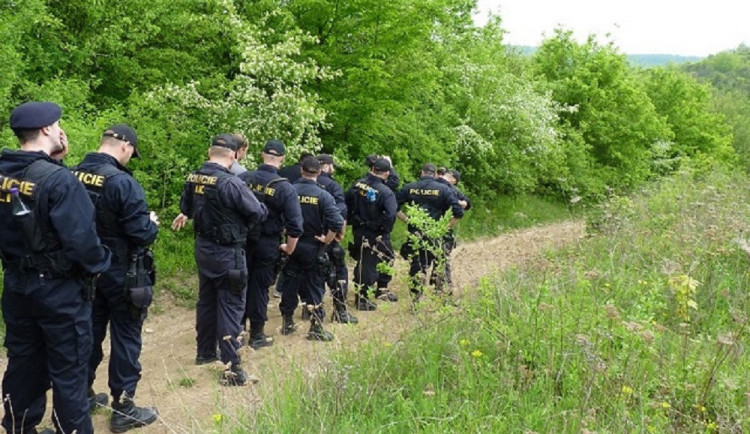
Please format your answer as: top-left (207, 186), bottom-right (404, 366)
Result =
top-left (245, 167), bottom-right (750, 432)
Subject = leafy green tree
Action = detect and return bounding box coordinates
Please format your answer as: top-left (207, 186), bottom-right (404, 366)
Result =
top-left (533, 30), bottom-right (672, 194)
top-left (643, 66), bottom-right (734, 165)
top-left (126, 2), bottom-right (331, 209)
top-left (683, 45), bottom-right (750, 168)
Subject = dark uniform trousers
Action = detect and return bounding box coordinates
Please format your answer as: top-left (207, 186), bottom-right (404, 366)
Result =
top-left (194, 239), bottom-right (246, 366)
top-left (407, 236), bottom-right (443, 295)
top-left (88, 261), bottom-right (145, 401)
top-left (327, 241), bottom-right (348, 293)
top-left (351, 229), bottom-right (394, 293)
top-left (245, 234), bottom-right (282, 325)
top-left (1, 270), bottom-right (94, 434)
top-left (279, 240), bottom-right (326, 319)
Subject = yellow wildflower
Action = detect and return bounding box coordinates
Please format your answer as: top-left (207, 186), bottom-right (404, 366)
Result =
top-left (621, 385), bottom-right (633, 395)
top-left (471, 350), bottom-right (483, 358)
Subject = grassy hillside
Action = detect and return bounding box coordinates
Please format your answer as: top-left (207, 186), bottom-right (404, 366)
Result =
top-left (246, 166), bottom-right (750, 432)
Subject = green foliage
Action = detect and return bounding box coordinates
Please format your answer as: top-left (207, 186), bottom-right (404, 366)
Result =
top-left (249, 166), bottom-right (750, 432)
top-left (683, 45), bottom-right (750, 169)
top-left (643, 66), bottom-right (735, 165)
top-left (533, 30), bottom-right (673, 195)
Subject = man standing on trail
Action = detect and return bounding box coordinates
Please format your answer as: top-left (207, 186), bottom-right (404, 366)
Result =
top-left (172, 134), bottom-right (267, 386)
top-left (239, 139), bottom-right (303, 347)
top-left (346, 157), bottom-right (398, 311)
top-left (278, 156), bottom-right (344, 341)
top-left (435, 167), bottom-right (471, 293)
top-left (316, 153), bottom-right (358, 323)
top-left (0, 102), bottom-right (112, 434)
top-left (278, 151), bottom-right (313, 183)
top-left (396, 163), bottom-right (464, 299)
top-left (73, 124), bottom-right (160, 432)
top-left (359, 154), bottom-right (400, 300)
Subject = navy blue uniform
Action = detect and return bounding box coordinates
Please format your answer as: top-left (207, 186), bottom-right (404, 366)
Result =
top-left (180, 162), bottom-right (267, 366)
top-left (384, 167), bottom-right (400, 192)
top-left (317, 172), bottom-right (351, 304)
top-left (345, 173), bottom-right (398, 300)
top-left (0, 150), bottom-right (111, 434)
top-left (72, 152), bottom-right (158, 403)
top-left (435, 177), bottom-right (471, 290)
top-left (279, 178), bottom-right (343, 320)
top-left (238, 165), bottom-right (303, 333)
top-left (396, 176), bottom-right (463, 295)
top-left (277, 163), bottom-right (302, 183)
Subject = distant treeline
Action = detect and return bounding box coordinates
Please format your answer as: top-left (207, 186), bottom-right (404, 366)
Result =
top-left (0, 1), bottom-right (745, 213)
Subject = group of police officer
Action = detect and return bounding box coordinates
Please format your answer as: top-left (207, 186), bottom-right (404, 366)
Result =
top-left (0, 101), bottom-right (470, 433)
top-left (0, 102), bottom-right (159, 434)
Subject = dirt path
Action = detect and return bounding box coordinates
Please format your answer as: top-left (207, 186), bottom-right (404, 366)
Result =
top-left (4, 220), bottom-right (585, 433)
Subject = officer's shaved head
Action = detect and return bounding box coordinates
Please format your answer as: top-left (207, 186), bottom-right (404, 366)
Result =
top-left (208, 146), bottom-right (235, 159)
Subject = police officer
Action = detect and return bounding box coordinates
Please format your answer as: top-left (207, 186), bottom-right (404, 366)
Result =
top-left (435, 167), bottom-right (471, 293)
top-left (239, 139), bottom-right (303, 347)
top-left (363, 154), bottom-right (400, 296)
top-left (72, 124), bottom-right (160, 432)
top-left (365, 154), bottom-right (400, 191)
top-left (172, 134), bottom-right (267, 385)
top-left (229, 133), bottom-right (249, 175)
top-left (0, 102), bottom-right (111, 434)
top-left (345, 157), bottom-right (398, 311)
top-left (278, 156), bottom-right (343, 341)
top-left (396, 163), bottom-right (464, 298)
top-left (277, 152), bottom-right (313, 183)
top-left (317, 154), bottom-right (358, 323)
top-left (444, 169), bottom-right (471, 211)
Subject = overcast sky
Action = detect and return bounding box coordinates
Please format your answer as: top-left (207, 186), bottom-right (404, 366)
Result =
top-left (474, 0), bottom-right (749, 56)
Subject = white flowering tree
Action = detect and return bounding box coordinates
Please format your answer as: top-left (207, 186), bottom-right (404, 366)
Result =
top-left (128, 2), bottom-right (333, 208)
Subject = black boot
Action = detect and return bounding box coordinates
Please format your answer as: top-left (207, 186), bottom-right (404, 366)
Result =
top-left (300, 303), bottom-right (310, 320)
top-left (195, 352), bottom-right (219, 365)
top-left (355, 295), bottom-right (377, 311)
top-left (307, 310), bottom-right (333, 342)
top-left (249, 322), bottom-right (274, 350)
top-left (331, 302), bottom-right (359, 324)
top-left (376, 288), bottom-right (398, 302)
top-left (88, 387), bottom-right (108, 412)
top-left (221, 364), bottom-right (249, 386)
top-left (281, 314), bottom-right (298, 335)
top-left (110, 398), bottom-right (158, 433)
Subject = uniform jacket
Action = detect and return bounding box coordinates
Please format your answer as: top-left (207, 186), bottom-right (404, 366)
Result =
top-left (239, 164), bottom-right (303, 238)
top-left (0, 149), bottom-right (111, 274)
top-left (345, 173), bottom-right (397, 235)
top-left (396, 175), bottom-right (464, 227)
top-left (293, 178), bottom-right (343, 241)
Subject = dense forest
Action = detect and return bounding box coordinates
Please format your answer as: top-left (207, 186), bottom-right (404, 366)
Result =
top-left (0, 0), bottom-right (746, 213)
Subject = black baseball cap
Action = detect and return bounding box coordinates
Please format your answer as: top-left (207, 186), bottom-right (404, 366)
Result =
top-left (437, 166), bottom-right (447, 176)
top-left (421, 163), bottom-right (437, 174)
top-left (301, 155), bottom-right (321, 173)
top-left (372, 157), bottom-right (391, 172)
top-left (211, 134), bottom-right (238, 151)
top-left (365, 154), bottom-right (378, 168)
top-left (263, 139), bottom-right (285, 156)
top-left (317, 154), bottom-right (335, 165)
top-left (9, 102), bottom-right (62, 130)
top-left (103, 124), bottom-right (140, 158)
